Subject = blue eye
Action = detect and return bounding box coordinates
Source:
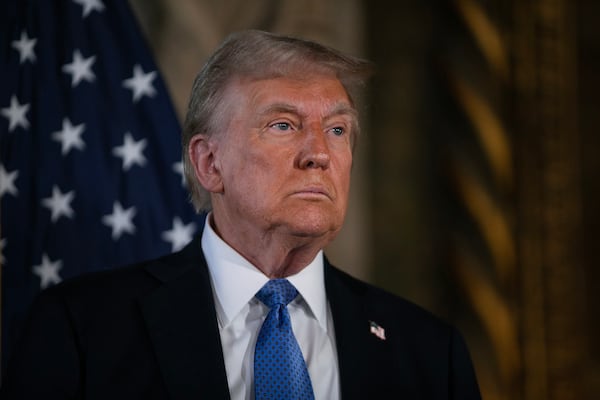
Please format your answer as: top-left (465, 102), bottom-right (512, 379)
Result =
top-left (271, 122), bottom-right (291, 131)
top-left (331, 127), bottom-right (345, 136)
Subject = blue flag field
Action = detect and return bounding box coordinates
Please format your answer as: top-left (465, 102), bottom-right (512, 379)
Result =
top-left (0, 0), bottom-right (200, 370)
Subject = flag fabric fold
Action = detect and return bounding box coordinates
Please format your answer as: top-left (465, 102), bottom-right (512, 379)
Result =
top-left (0, 0), bottom-right (200, 369)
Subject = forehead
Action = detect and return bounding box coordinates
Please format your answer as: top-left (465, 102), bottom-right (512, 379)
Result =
top-left (229, 74), bottom-right (354, 115)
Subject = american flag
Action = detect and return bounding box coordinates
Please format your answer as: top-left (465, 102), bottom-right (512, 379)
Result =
top-left (369, 320), bottom-right (386, 340)
top-left (0, 0), bottom-right (200, 369)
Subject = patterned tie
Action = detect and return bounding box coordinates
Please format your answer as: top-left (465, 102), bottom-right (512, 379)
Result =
top-left (254, 279), bottom-right (315, 400)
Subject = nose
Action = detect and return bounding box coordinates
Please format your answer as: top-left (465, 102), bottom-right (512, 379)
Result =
top-left (297, 128), bottom-right (331, 170)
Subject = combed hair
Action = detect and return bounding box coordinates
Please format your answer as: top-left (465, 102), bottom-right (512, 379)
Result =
top-left (182, 29), bottom-right (374, 212)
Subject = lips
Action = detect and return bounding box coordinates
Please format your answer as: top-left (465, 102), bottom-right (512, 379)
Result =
top-left (292, 185), bottom-right (333, 200)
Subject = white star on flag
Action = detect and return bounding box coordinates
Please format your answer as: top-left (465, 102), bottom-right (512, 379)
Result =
top-left (42, 185), bottom-right (76, 222)
top-left (112, 132), bottom-right (147, 170)
top-left (162, 217), bottom-right (196, 252)
top-left (11, 30), bottom-right (37, 64)
top-left (62, 49), bottom-right (96, 87)
top-left (172, 161), bottom-right (185, 186)
top-left (122, 64), bottom-right (157, 102)
top-left (1, 95), bottom-right (30, 132)
top-left (52, 118), bottom-right (86, 155)
top-left (32, 253), bottom-right (63, 289)
top-left (72, 0), bottom-right (105, 18)
top-left (0, 163), bottom-right (19, 198)
top-left (102, 201), bottom-right (137, 240)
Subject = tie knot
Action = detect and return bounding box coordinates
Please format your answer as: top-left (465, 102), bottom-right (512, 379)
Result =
top-left (256, 279), bottom-right (298, 308)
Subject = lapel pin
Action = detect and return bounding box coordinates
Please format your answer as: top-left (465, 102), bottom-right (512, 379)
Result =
top-left (369, 320), bottom-right (386, 340)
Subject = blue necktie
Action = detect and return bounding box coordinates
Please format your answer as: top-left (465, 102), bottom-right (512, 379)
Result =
top-left (254, 279), bottom-right (315, 400)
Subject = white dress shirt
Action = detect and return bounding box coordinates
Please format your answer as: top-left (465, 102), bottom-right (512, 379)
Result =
top-left (201, 215), bottom-right (340, 400)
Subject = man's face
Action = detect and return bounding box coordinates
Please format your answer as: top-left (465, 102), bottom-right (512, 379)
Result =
top-left (209, 73), bottom-right (355, 244)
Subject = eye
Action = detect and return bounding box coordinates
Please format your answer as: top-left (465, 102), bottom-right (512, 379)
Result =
top-left (331, 126), bottom-right (345, 136)
top-left (270, 122), bottom-right (293, 131)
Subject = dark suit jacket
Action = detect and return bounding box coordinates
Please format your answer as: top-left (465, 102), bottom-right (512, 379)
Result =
top-left (1, 234), bottom-right (481, 399)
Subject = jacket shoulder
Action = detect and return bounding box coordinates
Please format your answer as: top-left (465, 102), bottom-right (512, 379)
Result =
top-left (45, 236), bottom-right (204, 300)
top-left (326, 263), bottom-right (454, 337)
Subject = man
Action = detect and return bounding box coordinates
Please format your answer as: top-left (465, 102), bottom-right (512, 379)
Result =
top-left (1, 30), bottom-right (481, 399)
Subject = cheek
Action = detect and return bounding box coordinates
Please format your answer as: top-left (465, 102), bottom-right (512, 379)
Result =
top-left (336, 153), bottom-right (353, 184)
top-left (335, 157), bottom-right (353, 209)
top-left (226, 151), bottom-right (279, 198)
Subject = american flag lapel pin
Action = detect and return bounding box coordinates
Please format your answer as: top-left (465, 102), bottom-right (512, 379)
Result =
top-left (369, 320), bottom-right (386, 340)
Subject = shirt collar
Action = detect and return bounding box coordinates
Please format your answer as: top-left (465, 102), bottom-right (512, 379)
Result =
top-left (201, 213), bottom-right (329, 332)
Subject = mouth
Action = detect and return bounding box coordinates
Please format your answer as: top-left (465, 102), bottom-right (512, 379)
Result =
top-left (292, 186), bottom-right (332, 201)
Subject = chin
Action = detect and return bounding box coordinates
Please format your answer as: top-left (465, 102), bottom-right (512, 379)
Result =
top-left (284, 211), bottom-right (343, 239)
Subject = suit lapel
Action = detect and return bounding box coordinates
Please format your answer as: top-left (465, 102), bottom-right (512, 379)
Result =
top-left (139, 236), bottom-right (231, 400)
top-left (325, 262), bottom-right (396, 399)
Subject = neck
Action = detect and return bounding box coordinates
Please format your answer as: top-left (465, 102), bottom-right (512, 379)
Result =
top-left (209, 213), bottom-right (332, 278)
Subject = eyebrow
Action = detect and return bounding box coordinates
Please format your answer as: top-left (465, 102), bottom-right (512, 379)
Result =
top-left (258, 103), bottom-right (300, 118)
top-left (327, 103), bottom-right (359, 121)
top-left (258, 102), bottom-right (358, 121)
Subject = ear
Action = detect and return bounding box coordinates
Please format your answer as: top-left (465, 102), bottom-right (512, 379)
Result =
top-left (188, 134), bottom-right (224, 193)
